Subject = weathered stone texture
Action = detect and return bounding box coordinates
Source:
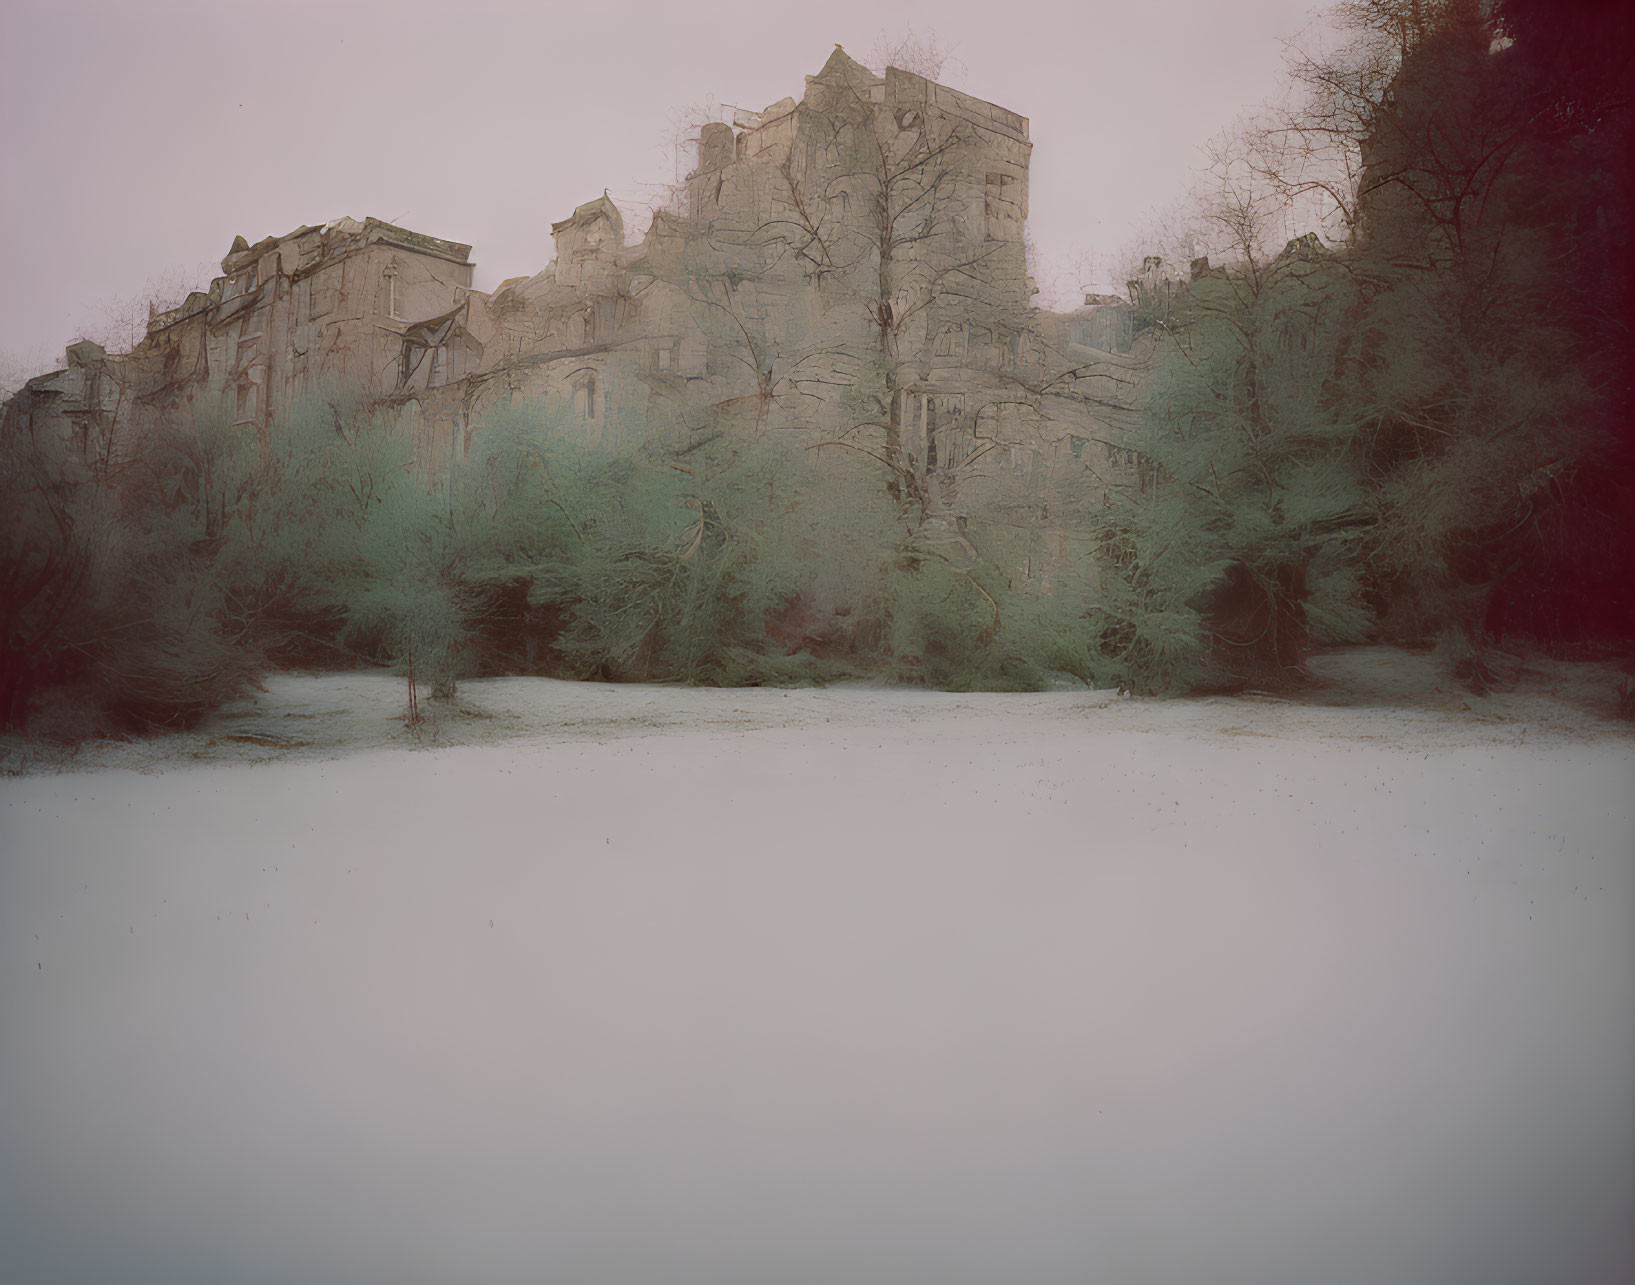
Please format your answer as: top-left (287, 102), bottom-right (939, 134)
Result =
top-left (5, 48), bottom-right (1143, 588)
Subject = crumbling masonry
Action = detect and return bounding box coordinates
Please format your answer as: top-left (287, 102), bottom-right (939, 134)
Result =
top-left (6, 47), bottom-right (1146, 588)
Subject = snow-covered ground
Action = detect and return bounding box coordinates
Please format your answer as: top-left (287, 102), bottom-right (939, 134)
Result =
top-left (2, 649), bottom-right (1632, 1285)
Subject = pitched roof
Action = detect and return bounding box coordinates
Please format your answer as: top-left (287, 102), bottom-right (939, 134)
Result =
top-left (812, 44), bottom-right (878, 93)
top-left (550, 194), bottom-right (624, 239)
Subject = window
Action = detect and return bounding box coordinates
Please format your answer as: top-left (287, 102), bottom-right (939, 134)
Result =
top-left (236, 380), bottom-right (258, 424)
top-left (572, 372), bottom-right (597, 421)
top-left (381, 263), bottom-right (402, 319)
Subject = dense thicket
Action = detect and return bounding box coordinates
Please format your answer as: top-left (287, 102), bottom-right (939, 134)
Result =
top-left (1350, 0), bottom-right (1633, 664)
top-left (1, 389), bottom-right (1100, 740)
top-left (5, 0), bottom-right (1627, 735)
top-left (1094, 0), bottom-right (1633, 693)
top-left (1088, 245), bottom-right (1376, 695)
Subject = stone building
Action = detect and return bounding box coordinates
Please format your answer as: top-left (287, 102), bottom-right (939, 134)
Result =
top-left (6, 47), bottom-right (1142, 585)
top-left (4, 216), bottom-right (478, 470)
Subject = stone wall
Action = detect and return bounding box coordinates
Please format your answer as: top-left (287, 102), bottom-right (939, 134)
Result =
top-left (4, 47), bottom-right (1144, 590)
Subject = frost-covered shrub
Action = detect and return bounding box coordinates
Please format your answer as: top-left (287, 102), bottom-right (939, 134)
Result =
top-left (1087, 257), bottom-right (1372, 695)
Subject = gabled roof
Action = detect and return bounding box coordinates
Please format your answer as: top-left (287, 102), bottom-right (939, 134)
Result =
top-left (221, 217), bottom-right (471, 272)
top-left (812, 44), bottom-right (879, 93)
top-left (550, 193), bottom-right (624, 239)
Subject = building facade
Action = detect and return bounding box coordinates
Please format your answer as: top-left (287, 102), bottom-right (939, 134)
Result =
top-left (6, 47), bottom-right (1141, 584)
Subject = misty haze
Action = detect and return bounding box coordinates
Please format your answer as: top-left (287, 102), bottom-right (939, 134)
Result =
top-left (2, 1), bottom-right (1632, 1283)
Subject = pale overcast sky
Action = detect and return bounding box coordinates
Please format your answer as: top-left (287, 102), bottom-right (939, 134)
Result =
top-left (0, 0), bottom-right (1325, 368)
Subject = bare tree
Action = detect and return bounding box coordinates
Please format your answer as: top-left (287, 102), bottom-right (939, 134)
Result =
top-left (786, 56), bottom-right (1033, 513)
top-left (633, 48), bottom-right (1118, 610)
top-left (1216, 0), bottom-right (1491, 251)
top-left (863, 27), bottom-right (966, 84)
top-left (0, 348), bottom-right (55, 403)
top-left (640, 49), bottom-right (1035, 523)
top-left (75, 263), bottom-right (212, 354)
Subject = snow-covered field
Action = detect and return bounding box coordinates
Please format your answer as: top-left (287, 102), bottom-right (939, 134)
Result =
top-left (2, 649), bottom-right (1632, 1285)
